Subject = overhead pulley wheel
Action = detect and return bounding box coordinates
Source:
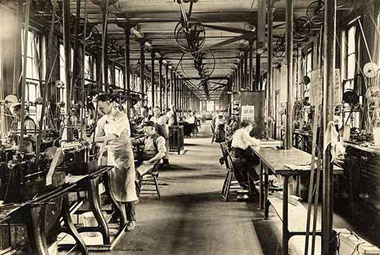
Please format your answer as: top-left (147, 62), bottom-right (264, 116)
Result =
top-left (294, 16), bottom-right (311, 39)
top-left (306, 1), bottom-right (325, 26)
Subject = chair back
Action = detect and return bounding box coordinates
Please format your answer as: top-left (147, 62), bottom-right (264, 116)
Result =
top-left (220, 142), bottom-right (231, 169)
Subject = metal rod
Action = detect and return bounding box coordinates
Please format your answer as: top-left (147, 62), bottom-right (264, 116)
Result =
top-left (322, 0), bottom-right (336, 253)
top-left (151, 51), bottom-right (155, 108)
top-left (285, 0), bottom-right (294, 150)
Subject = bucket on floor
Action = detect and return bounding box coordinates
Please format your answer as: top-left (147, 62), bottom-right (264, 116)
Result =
top-left (82, 212), bottom-right (98, 237)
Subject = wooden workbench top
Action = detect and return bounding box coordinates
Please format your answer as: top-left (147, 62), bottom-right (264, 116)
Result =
top-left (342, 141), bottom-right (380, 155)
top-left (250, 146), bottom-right (312, 175)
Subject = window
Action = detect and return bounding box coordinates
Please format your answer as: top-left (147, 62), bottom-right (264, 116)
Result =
top-left (304, 49), bottom-right (313, 91)
top-left (21, 29), bottom-right (42, 123)
top-left (21, 29), bottom-right (41, 84)
top-left (115, 66), bottom-right (123, 88)
top-left (59, 44), bottom-right (73, 109)
top-left (344, 25), bottom-right (357, 91)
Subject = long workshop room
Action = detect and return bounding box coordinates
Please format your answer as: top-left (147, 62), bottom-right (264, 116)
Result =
top-left (1, 0), bottom-right (380, 254)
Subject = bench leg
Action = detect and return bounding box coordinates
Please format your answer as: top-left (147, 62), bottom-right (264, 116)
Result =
top-left (283, 176), bottom-right (289, 255)
top-left (264, 167), bottom-right (269, 219)
top-left (86, 178), bottom-right (110, 244)
top-left (259, 162), bottom-right (264, 210)
top-left (62, 195), bottom-right (89, 255)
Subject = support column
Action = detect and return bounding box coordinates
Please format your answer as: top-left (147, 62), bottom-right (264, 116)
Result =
top-left (170, 69), bottom-right (174, 107)
top-left (244, 49), bottom-right (248, 90)
top-left (249, 40), bottom-right (253, 91)
top-left (158, 59), bottom-right (163, 110)
top-left (151, 51), bottom-right (155, 108)
top-left (165, 64), bottom-right (169, 109)
top-left (322, 0), bottom-right (336, 253)
top-left (124, 26), bottom-right (131, 118)
top-left (256, 54), bottom-right (261, 90)
top-left (100, 0), bottom-right (109, 92)
top-left (140, 40), bottom-right (145, 102)
top-left (285, 0), bottom-right (294, 150)
top-left (62, 0), bottom-right (72, 140)
top-left (267, 0), bottom-right (274, 138)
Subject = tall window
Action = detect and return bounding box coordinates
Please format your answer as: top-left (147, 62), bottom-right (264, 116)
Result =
top-left (21, 29), bottom-right (42, 122)
top-left (115, 66), bottom-right (123, 88)
top-left (344, 25), bottom-right (357, 91)
top-left (305, 49), bottom-right (313, 91)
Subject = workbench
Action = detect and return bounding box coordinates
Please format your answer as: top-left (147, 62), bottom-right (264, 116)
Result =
top-left (0, 166), bottom-right (114, 255)
top-left (250, 145), bottom-right (341, 255)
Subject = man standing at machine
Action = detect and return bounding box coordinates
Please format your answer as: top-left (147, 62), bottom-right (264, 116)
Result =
top-left (93, 94), bottom-right (138, 231)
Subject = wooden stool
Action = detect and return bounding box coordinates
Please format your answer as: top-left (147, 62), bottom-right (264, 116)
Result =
top-left (140, 162), bottom-right (161, 200)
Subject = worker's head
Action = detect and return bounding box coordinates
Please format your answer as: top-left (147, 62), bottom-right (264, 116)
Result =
top-left (11, 103), bottom-right (23, 119)
top-left (153, 106), bottom-right (160, 117)
top-left (240, 119), bottom-right (254, 132)
top-left (94, 94), bottom-right (113, 116)
top-left (143, 121), bottom-right (157, 136)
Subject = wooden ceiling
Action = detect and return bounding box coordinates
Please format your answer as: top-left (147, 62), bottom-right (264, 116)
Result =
top-left (66, 0), bottom-right (352, 100)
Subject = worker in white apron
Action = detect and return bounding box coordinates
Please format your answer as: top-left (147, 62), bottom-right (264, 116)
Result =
top-left (94, 94), bottom-right (138, 231)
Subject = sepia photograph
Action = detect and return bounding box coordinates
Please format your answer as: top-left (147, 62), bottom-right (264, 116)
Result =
top-left (0, 0), bottom-right (380, 254)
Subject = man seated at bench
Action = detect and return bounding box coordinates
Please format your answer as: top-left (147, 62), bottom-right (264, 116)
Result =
top-left (231, 120), bottom-right (261, 198)
top-left (132, 121), bottom-right (167, 193)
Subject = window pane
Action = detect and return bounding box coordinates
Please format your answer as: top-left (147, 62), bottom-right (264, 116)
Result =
top-left (347, 26), bottom-right (356, 55)
top-left (347, 54), bottom-right (356, 79)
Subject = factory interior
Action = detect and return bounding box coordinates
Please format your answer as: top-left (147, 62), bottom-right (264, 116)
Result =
top-left (1, 0), bottom-right (380, 254)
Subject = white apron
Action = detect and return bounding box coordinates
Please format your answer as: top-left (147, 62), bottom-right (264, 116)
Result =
top-left (100, 122), bottom-right (137, 203)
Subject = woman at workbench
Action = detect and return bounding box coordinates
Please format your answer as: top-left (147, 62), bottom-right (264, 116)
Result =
top-left (93, 94), bottom-right (138, 231)
top-left (231, 120), bottom-right (261, 199)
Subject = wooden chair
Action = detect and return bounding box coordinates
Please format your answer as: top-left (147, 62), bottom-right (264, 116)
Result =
top-left (140, 161), bottom-right (161, 200)
top-left (219, 143), bottom-right (241, 201)
top-left (211, 125), bottom-right (216, 144)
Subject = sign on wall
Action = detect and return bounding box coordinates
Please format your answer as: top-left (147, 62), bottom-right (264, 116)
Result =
top-left (241, 105), bottom-right (255, 122)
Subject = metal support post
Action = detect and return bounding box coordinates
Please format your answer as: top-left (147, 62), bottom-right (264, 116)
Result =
top-left (140, 40), bottom-right (145, 102)
top-left (159, 59), bottom-right (163, 110)
top-left (124, 26), bottom-right (131, 118)
top-left (322, 0), bottom-right (336, 253)
top-left (285, 0), bottom-right (294, 150)
top-left (267, 0), bottom-right (274, 138)
top-left (249, 40), bottom-right (253, 90)
top-left (151, 51), bottom-right (155, 108)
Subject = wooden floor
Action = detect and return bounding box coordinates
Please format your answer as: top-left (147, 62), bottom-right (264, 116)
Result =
top-left (101, 122), bottom-right (273, 255)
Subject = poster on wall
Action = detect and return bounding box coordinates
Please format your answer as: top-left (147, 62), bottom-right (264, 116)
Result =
top-left (241, 105), bottom-right (255, 122)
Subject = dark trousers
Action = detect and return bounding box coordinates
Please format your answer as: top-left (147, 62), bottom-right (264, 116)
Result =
top-left (232, 148), bottom-right (260, 189)
top-left (125, 202), bottom-right (136, 222)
